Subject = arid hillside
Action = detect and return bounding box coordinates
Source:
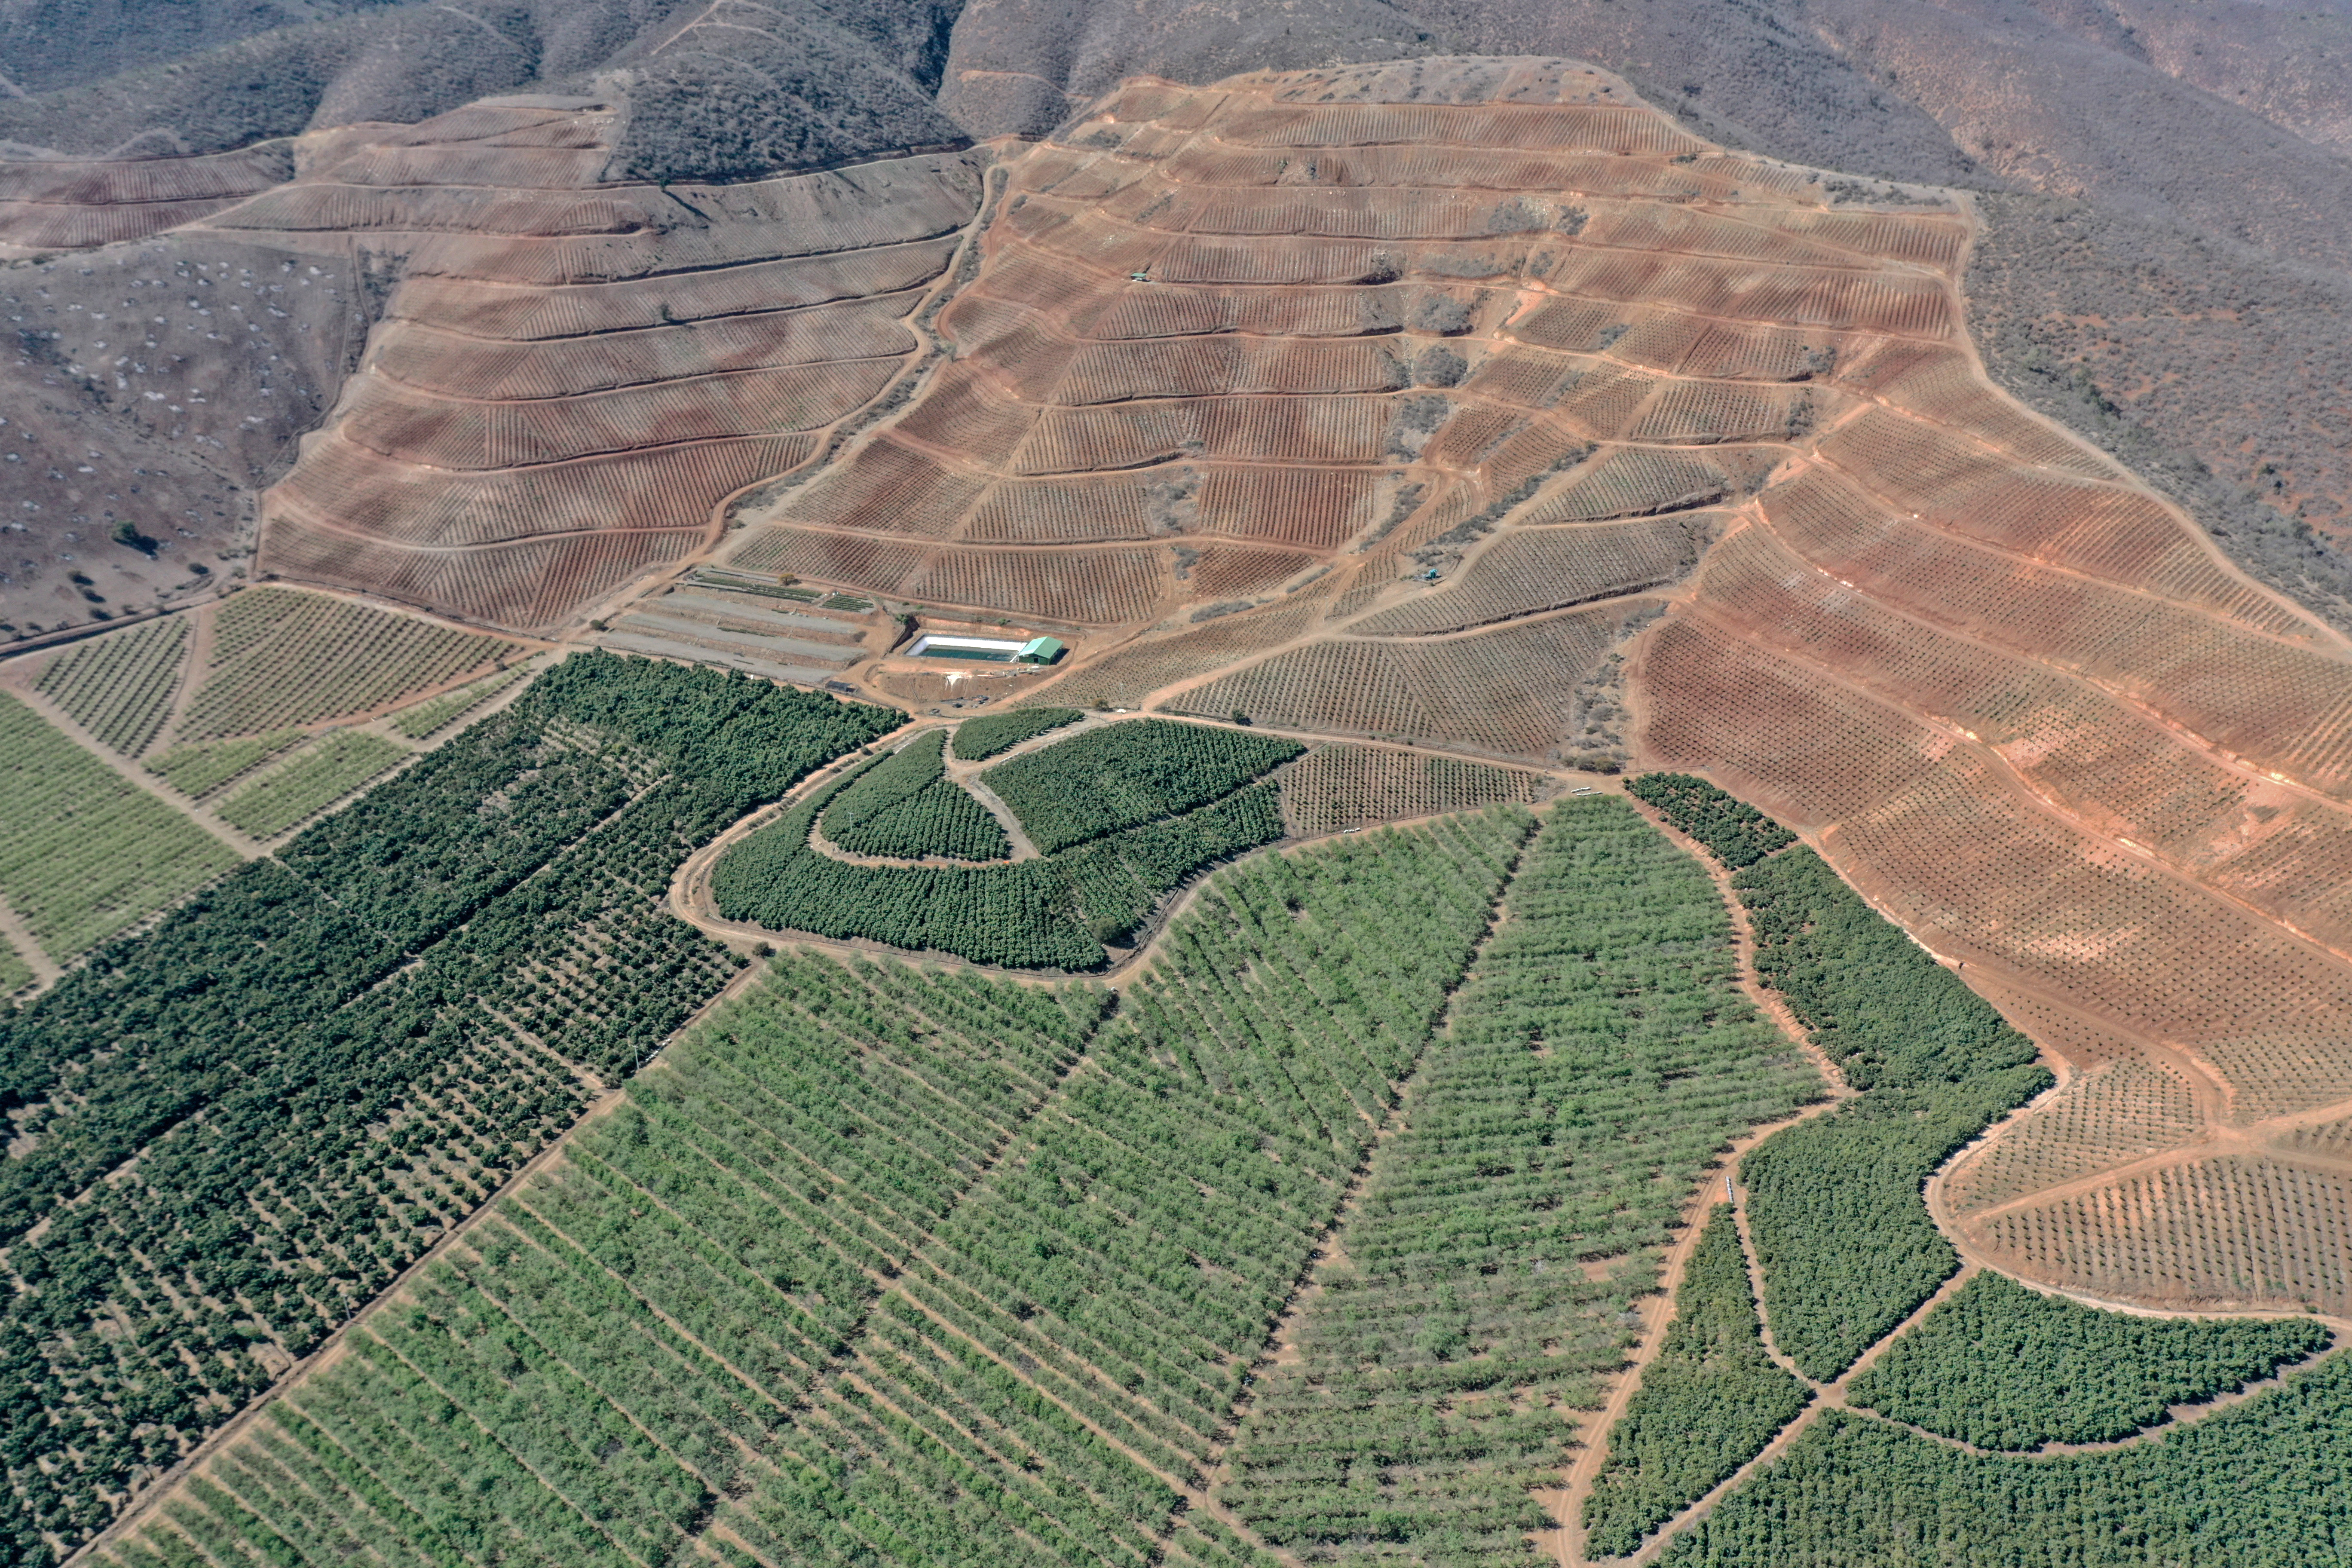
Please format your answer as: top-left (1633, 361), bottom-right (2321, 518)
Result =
top-left (710, 57), bottom-right (2352, 1323)
top-left (729, 58), bottom-right (1964, 773)
top-left (238, 103), bottom-right (980, 631)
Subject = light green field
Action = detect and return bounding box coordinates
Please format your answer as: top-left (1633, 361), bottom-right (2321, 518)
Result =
top-left (0, 930), bottom-right (32, 1000)
top-left (216, 731), bottom-right (410, 837)
top-left (34, 616), bottom-right (190, 756)
top-left (0, 692), bottom-right (239, 961)
top-left (390, 665), bottom-right (527, 738)
top-left (146, 727), bottom-right (307, 798)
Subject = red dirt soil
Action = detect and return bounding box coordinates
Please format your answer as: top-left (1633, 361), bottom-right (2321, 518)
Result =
top-left (90, 99), bottom-right (991, 633)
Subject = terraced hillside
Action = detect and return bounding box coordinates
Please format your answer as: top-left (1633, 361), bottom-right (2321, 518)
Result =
top-left (715, 55), bottom-right (2352, 1324)
top-left (150, 99), bottom-right (980, 633)
top-left (723, 59), bottom-right (1963, 774)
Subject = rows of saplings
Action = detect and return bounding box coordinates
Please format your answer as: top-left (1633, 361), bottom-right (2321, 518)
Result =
top-left (0, 652), bottom-right (896, 1564)
top-left (91, 814), bottom-right (1532, 1568)
top-left (1216, 800), bottom-right (1823, 1564)
top-left (1610, 772), bottom-right (2337, 1562)
top-left (713, 713), bottom-right (1304, 968)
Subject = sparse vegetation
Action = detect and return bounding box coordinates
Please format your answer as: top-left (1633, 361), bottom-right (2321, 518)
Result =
top-left (177, 588), bottom-right (517, 744)
top-left (33, 616), bottom-right (190, 756)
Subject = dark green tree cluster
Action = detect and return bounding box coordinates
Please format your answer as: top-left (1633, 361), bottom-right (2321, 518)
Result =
top-left (1665, 1356), bottom-right (2352, 1567)
top-left (1584, 1206), bottom-right (1813, 1557)
top-left (950, 705), bottom-right (1082, 761)
top-left (1730, 845), bottom-right (2049, 1380)
top-left (983, 718), bottom-right (1303, 852)
top-left (1626, 773), bottom-right (1797, 868)
top-left (1845, 1271), bottom-right (2329, 1451)
top-left (713, 722), bottom-right (1295, 967)
top-left (1219, 799), bottom-right (1821, 1566)
top-left (821, 729), bottom-right (1010, 861)
top-left (1735, 848), bottom-right (2043, 1093)
top-left (0, 652), bottom-right (894, 1565)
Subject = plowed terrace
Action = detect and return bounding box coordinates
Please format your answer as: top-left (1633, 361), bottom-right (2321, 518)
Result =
top-left (20, 57), bottom-right (2352, 1322)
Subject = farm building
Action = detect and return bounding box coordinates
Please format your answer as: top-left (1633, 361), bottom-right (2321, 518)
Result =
top-left (906, 633), bottom-right (1066, 664)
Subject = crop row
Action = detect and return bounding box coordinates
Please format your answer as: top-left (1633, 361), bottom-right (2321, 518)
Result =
top-left (0, 653), bottom-right (897, 1558)
top-left (1641, 613), bottom-right (2352, 1122)
top-left (1844, 1270), bottom-right (2327, 1451)
top-left (1353, 520), bottom-right (1698, 638)
top-left (1219, 798), bottom-right (1820, 1564)
top-left (395, 236), bottom-right (959, 341)
top-left (1279, 742), bottom-right (1548, 835)
top-left (738, 527), bottom-right (1172, 625)
top-left (374, 290), bottom-right (917, 401)
top-left (1662, 1357), bottom-right (2352, 1565)
top-left (276, 427), bottom-right (818, 548)
top-left (260, 519), bottom-right (706, 634)
top-left (215, 731), bottom-right (411, 839)
top-left (1626, 772), bottom-right (1797, 868)
top-left (341, 358), bottom-right (895, 471)
top-left (147, 727), bottom-right (307, 798)
top-left (983, 718), bottom-right (1303, 853)
top-left (107, 812), bottom-right (1528, 1568)
top-left (709, 814), bottom-right (1533, 1560)
top-left (390, 665), bottom-right (528, 738)
top-left (1977, 1154), bottom-right (2352, 1318)
top-left (1040, 599), bottom-right (1325, 714)
top-left (1524, 446), bottom-right (1734, 523)
top-left (98, 949), bottom-right (1104, 1568)
top-left (821, 729), bottom-right (1011, 861)
top-left (1583, 1207), bottom-right (1812, 1556)
top-left (711, 746), bottom-right (1290, 968)
top-left (1179, 603), bottom-right (1634, 760)
top-left (950, 705), bottom-right (1081, 761)
top-left (1728, 842), bottom-right (2050, 1379)
top-left (33, 615), bottom-right (190, 756)
top-left (0, 692), bottom-right (239, 963)
top-left (1761, 474), bottom-right (2349, 780)
top-left (180, 587), bottom-right (519, 743)
top-left (1940, 1056), bottom-right (2201, 1219)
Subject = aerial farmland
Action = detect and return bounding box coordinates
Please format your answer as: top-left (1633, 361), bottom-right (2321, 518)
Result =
top-left (1, 18), bottom-right (2350, 1568)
